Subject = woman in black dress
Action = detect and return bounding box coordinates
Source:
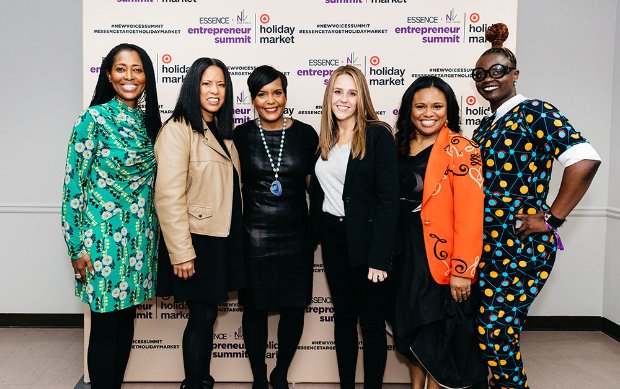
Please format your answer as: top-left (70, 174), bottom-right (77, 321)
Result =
top-left (234, 65), bottom-right (318, 389)
top-left (392, 76), bottom-right (487, 389)
top-left (155, 58), bottom-right (246, 389)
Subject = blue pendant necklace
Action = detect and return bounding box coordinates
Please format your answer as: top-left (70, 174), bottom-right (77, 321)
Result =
top-left (257, 116), bottom-right (286, 196)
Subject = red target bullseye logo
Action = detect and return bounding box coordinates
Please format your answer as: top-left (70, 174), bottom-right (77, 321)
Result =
top-left (369, 56), bottom-right (380, 66)
top-left (466, 96), bottom-right (477, 106)
top-left (260, 14), bottom-right (270, 24)
top-left (470, 13), bottom-right (480, 23)
top-left (162, 54), bottom-right (172, 64)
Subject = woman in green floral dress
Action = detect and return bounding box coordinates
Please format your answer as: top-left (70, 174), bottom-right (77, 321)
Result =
top-left (61, 43), bottom-right (161, 389)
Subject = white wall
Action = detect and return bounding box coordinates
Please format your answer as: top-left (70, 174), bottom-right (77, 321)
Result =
top-left (0, 0), bottom-right (83, 313)
top-left (516, 1), bottom-right (615, 317)
top-left (0, 0), bottom-right (618, 320)
top-left (604, 1), bottom-right (620, 324)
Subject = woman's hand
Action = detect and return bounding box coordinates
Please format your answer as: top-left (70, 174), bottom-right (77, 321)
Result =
top-left (515, 213), bottom-right (549, 238)
top-left (72, 253), bottom-right (93, 284)
top-left (368, 267), bottom-right (388, 283)
top-left (450, 275), bottom-right (471, 303)
top-left (173, 259), bottom-right (195, 280)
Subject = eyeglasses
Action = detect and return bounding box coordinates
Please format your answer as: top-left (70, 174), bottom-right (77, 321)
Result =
top-left (471, 64), bottom-right (514, 82)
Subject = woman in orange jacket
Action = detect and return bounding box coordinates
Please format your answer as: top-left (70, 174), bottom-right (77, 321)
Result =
top-left (392, 76), bottom-right (487, 389)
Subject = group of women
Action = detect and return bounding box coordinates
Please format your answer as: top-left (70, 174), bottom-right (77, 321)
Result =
top-left (61, 23), bottom-right (600, 389)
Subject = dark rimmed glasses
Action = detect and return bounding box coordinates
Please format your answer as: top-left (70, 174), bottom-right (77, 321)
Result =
top-left (471, 64), bottom-right (515, 82)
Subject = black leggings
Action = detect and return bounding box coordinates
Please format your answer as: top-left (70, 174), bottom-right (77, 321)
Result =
top-left (88, 306), bottom-right (137, 389)
top-left (182, 300), bottom-right (218, 388)
top-left (242, 306), bottom-right (305, 382)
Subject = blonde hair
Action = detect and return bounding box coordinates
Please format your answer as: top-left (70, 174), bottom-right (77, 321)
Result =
top-left (319, 65), bottom-right (384, 160)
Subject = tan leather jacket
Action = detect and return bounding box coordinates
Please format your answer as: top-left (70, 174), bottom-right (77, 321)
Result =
top-left (154, 119), bottom-right (241, 265)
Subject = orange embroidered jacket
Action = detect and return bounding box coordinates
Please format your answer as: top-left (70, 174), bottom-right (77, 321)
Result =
top-left (420, 127), bottom-right (484, 285)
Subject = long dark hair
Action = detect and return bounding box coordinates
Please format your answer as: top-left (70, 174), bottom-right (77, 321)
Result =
top-left (395, 76), bottom-right (461, 155)
top-left (168, 57), bottom-right (234, 139)
top-left (90, 43), bottom-right (161, 142)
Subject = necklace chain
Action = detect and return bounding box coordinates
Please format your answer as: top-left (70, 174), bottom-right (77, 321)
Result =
top-left (257, 117), bottom-right (287, 180)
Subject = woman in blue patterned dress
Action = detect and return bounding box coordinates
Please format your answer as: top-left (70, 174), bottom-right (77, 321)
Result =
top-left (61, 43), bottom-right (161, 389)
top-left (471, 24), bottom-right (601, 389)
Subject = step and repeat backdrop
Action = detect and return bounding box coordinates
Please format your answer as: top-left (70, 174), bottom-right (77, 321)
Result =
top-left (83, 0), bottom-right (517, 383)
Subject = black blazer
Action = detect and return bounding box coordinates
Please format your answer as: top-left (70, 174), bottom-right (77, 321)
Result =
top-left (309, 123), bottom-right (399, 271)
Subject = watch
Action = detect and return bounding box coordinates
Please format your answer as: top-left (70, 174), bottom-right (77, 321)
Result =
top-left (544, 211), bottom-right (565, 229)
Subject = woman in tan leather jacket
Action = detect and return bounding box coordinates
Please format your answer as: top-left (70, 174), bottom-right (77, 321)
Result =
top-left (154, 57), bottom-right (246, 389)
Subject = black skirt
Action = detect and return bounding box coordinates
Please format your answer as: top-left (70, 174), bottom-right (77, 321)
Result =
top-left (156, 168), bottom-right (246, 304)
top-left (392, 203), bottom-right (488, 388)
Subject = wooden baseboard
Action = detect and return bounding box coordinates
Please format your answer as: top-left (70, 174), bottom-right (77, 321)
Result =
top-left (0, 313), bottom-right (83, 328)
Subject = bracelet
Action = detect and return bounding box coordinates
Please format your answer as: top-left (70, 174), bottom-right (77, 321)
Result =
top-left (544, 221), bottom-right (565, 250)
top-left (544, 211), bottom-right (565, 229)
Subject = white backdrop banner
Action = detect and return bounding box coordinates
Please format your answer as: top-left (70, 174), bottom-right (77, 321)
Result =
top-left (82, 0), bottom-right (517, 383)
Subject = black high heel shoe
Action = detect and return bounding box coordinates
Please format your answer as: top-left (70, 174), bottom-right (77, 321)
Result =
top-left (180, 376), bottom-right (215, 389)
top-left (202, 375), bottom-right (215, 389)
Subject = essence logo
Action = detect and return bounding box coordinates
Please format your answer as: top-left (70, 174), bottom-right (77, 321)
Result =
top-left (470, 13), bottom-right (480, 23)
top-left (162, 54), bottom-right (172, 64)
top-left (445, 8), bottom-right (459, 23)
top-left (236, 10), bottom-right (250, 24)
top-left (199, 16), bottom-right (230, 24)
top-left (259, 14), bottom-right (270, 24)
top-left (369, 56), bottom-right (380, 66)
top-left (466, 96), bottom-right (477, 106)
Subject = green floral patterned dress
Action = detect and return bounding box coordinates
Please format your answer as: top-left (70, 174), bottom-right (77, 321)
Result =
top-left (61, 97), bottom-right (158, 313)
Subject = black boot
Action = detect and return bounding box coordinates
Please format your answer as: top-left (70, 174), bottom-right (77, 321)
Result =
top-left (252, 380), bottom-right (268, 389)
top-left (269, 369), bottom-right (289, 389)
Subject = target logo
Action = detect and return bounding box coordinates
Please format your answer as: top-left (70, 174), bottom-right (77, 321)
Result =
top-left (369, 56), bottom-right (380, 66)
top-left (469, 13), bottom-right (480, 23)
top-left (162, 54), bottom-right (172, 64)
top-left (466, 96), bottom-right (477, 106)
top-left (259, 14), bottom-right (270, 24)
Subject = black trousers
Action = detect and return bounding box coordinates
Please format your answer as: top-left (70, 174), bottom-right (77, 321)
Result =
top-left (320, 212), bottom-right (389, 389)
